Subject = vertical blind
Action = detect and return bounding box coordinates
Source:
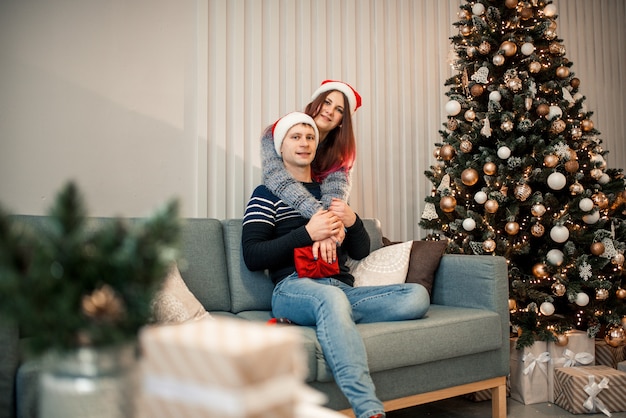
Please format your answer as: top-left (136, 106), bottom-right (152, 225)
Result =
top-left (205, 0), bottom-right (626, 240)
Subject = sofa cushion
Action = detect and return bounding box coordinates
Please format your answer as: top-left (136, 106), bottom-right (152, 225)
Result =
top-left (222, 219), bottom-right (274, 313)
top-left (352, 241), bottom-right (413, 287)
top-left (179, 219), bottom-right (231, 312)
top-left (151, 264), bottom-right (211, 324)
top-left (314, 305), bottom-right (502, 382)
top-left (405, 240), bottom-right (448, 296)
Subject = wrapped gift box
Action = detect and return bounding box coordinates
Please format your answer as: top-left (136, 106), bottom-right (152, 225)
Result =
top-left (547, 330), bottom-right (595, 402)
top-left (554, 365), bottom-right (626, 416)
top-left (136, 317), bottom-right (308, 418)
top-left (510, 338), bottom-right (550, 405)
top-left (595, 339), bottom-right (626, 369)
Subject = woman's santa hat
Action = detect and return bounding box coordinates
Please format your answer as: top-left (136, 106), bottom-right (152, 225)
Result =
top-left (310, 80), bottom-right (362, 115)
top-left (272, 112), bottom-right (319, 156)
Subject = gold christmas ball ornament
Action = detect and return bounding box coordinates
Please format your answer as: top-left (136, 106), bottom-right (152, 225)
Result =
top-left (552, 281), bottom-right (566, 297)
top-left (604, 325), bottom-right (626, 348)
top-left (590, 242), bottom-right (605, 256)
top-left (483, 162), bottom-right (497, 176)
top-left (500, 41), bottom-right (517, 57)
top-left (536, 103), bottom-right (550, 117)
top-left (565, 160), bottom-right (579, 173)
top-left (570, 78), bottom-right (581, 89)
top-left (505, 0), bottom-right (518, 8)
top-left (520, 5), bottom-right (534, 20)
top-left (569, 182), bottom-right (585, 195)
top-left (544, 154), bottom-right (559, 168)
top-left (440, 196), bottom-right (457, 213)
top-left (470, 84), bottom-right (484, 97)
top-left (596, 288), bottom-right (609, 301)
top-left (506, 77), bottom-right (523, 92)
top-left (459, 140), bottom-right (473, 153)
top-left (581, 119), bottom-right (594, 132)
top-left (529, 61), bottom-right (542, 73)
top-left (492, 54), bottom-right (505, 66)
top-left (464, 109), bottom-right (476, 122)
top-left (612, 253), bottom-right (625, 266)
top-left (460, 25), bottom-right (472, 37)
top-left (440, 144), bottom-right (456, 161)
top-left (570, 127), bottom-right (583, 139)
top-left (482, 239), bottom-right (496, 253)
top-left (484, 199), bottom-right (499, 214)
top-left (549, 42), bottom-right (566, 56)
top-left (532, 263), bottom-right (550, 279)
top-left (461, 168), bottom-right (480, 186)
top-left (555, 66), bottom-right (570, 79)
top-left (592, 192), bottom-right (608, 209)
top-left (550, 119), bottom-right (566, 134)
top-left (508, 298), bottom-right (517, 311)
top-left (505, 221), bottom-right (520, 235)
top-left (433, 147), bottom-right (441, 159)
top-left (531, 222), bottom-right (545, 237)
top-left (514, 184), bottom-right (532, 201)
top-left (501, 120), bottom-right (514, 132)
top-left (478, 41), bottom-right (491, 55)
top-left (531, 203), bottom-right (547, 217)
top-left (447, 118), bottom-right (459, 131)
top-left (616, 288), bottom-right (626, 299)
top-left (554, 333), bottom-right (569, 347)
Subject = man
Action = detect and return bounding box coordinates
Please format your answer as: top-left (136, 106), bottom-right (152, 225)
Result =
top-left (242, 112), bottom-right (429, 418)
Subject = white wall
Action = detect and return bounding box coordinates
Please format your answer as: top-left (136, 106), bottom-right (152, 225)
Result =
top-left (1, 0), bottom-right (625, 241)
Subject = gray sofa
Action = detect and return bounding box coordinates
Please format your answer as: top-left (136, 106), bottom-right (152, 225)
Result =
top-left (2, 216), bottom-right (510, 418)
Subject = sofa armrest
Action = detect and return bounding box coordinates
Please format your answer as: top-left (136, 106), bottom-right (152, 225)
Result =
top-left (432, 254), bottom-right (509, 317)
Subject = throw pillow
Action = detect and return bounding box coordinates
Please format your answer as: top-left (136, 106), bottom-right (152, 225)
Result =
top-left (352, 241), bottom-right (413, 287)
top-left (405, 240), bottom-right (448, 296)
top-left (151, 264), bottom-right (211, 324)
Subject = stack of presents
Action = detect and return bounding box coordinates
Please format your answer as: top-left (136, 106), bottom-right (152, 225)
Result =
top-left (510, 329), bottom-right (626, 416)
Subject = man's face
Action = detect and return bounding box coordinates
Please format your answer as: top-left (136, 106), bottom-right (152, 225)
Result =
top-left (280, 123), bottom-right (317, 169)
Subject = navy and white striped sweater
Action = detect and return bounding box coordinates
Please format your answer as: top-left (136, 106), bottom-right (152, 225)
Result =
top-left (242, 182), bottom-right (369, 285)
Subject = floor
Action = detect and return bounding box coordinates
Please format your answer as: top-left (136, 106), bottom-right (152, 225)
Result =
top-left (386, 396), bottom-right (626, 417)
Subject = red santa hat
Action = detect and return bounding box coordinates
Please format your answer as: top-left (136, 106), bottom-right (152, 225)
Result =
top-left (271, 112), bottom-right (319, 155)
top-left (310, 80), bottom-right (362, 115)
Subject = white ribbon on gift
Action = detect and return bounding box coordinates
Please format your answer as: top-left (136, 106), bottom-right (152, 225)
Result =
top-left (523, 351), bottom-right (551, 376)
top-left (561, 349), bottom-right (595, 367)
top-left (583, 375), bottom-right (612, 417)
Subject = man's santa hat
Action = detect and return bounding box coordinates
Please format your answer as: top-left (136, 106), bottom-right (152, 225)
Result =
top-left (271, 112), bottom-right (319, 155)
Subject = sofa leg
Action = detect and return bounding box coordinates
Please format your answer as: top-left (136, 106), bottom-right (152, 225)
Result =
top-left (491, 381), bottom-right (507, 418)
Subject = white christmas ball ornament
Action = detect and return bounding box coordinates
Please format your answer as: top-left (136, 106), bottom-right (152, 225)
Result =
top-left (550, 225), bottom-right (569, 243)
top-left (599, 174), bottom-right (610, 185)
top-left (547, 172), bottom-right (567, 190)
top-left (544, 4), bottom-right (557, 17)
top-left (575, 292), bottom-right (589, 307)
top-left (445, 100), bottom-right (462, 116)
top-left (548, 105), bottom-right (563, 120)
top-left (521, 42), bottom-right (535, 56)
top-left (546, 249), bottom-right (564, 266)
top-left (472, 3), bottom-right (485, 15)
top-left (462, 218), bottom-right (476, 231)
top-left (583, 210), bottom-right (600, 224)
top-left (474, 191), bottom-right (488, 204)
top-left (579, 198), bottom-right (594, 212)
top-left (489, 91), bottom-right (502, 102)
top-left (540, 301), bottom-right (555, 316)
top-left (497, 146), bottom-right (511, 159)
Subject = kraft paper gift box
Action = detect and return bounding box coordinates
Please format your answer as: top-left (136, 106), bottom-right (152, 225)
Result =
top-left (595, 339), bottom-right (626, 369)
top-left (510, 337), bottom-right (550, 405)
top-left (547, 330), bottom-right (595, 402)
top-left (554, 365), bottom-right (626, 416)
top-left (136, 317), bottom-right (309, 418)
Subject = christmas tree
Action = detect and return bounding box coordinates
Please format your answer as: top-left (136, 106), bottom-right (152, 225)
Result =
top-left (419, 0), bottom-right (626, 348)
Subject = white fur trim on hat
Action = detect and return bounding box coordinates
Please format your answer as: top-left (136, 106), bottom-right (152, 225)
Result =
top-left (271, 112), bottom-right (319, 156)
top-left (310, 80), bottom-right (362, 115)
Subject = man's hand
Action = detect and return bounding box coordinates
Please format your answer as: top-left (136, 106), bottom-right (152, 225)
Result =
top-left (305, 210), bottom-right (343, 242)
top-left (329, 198), bottom-right (356, 227)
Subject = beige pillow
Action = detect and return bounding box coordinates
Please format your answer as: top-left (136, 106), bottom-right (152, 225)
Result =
top-left (352, 241), bottom-right (413, 287)
top-left (151, 264), bottom-right (210, 324)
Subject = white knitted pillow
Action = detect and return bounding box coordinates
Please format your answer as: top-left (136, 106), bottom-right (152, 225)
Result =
top-left (151, 264), bottom-right (211, 324)
top-left (352, 241), bottom-right (412, 287)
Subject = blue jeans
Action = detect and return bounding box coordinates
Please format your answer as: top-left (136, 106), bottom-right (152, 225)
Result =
top-left (271, 273), bottom-right (430, 418)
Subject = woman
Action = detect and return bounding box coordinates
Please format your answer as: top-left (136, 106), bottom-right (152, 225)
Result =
top-left (261, 80), bottom-right (361, 217)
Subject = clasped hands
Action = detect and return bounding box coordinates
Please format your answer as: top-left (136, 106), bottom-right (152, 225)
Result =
top-left (305, 198), bottom-right (357, 264)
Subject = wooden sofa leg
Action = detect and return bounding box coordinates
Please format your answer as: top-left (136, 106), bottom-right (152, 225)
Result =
top-left (491, 380), bottom-right (507, 418)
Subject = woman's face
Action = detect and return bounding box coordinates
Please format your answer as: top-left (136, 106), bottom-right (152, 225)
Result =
top-left (314, 90), bottom-right (345, 140)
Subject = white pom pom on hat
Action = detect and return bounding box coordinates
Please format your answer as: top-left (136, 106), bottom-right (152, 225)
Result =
top-left (271, 112), bottom-right (319, 156)
top-left (310, 80), bottom-right (362, 114)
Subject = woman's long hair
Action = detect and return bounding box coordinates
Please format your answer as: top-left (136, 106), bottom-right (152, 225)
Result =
top-left (304, 91), bottom-right (356, 182)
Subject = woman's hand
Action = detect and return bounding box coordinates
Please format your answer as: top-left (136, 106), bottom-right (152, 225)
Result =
top-left (312, 237), bottom-right (339, 264)
top-left (329, 198), bottom-right (356, 227)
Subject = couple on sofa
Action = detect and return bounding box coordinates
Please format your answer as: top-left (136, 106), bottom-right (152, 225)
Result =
top-left (242, 81), bottom-right (430, 418)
